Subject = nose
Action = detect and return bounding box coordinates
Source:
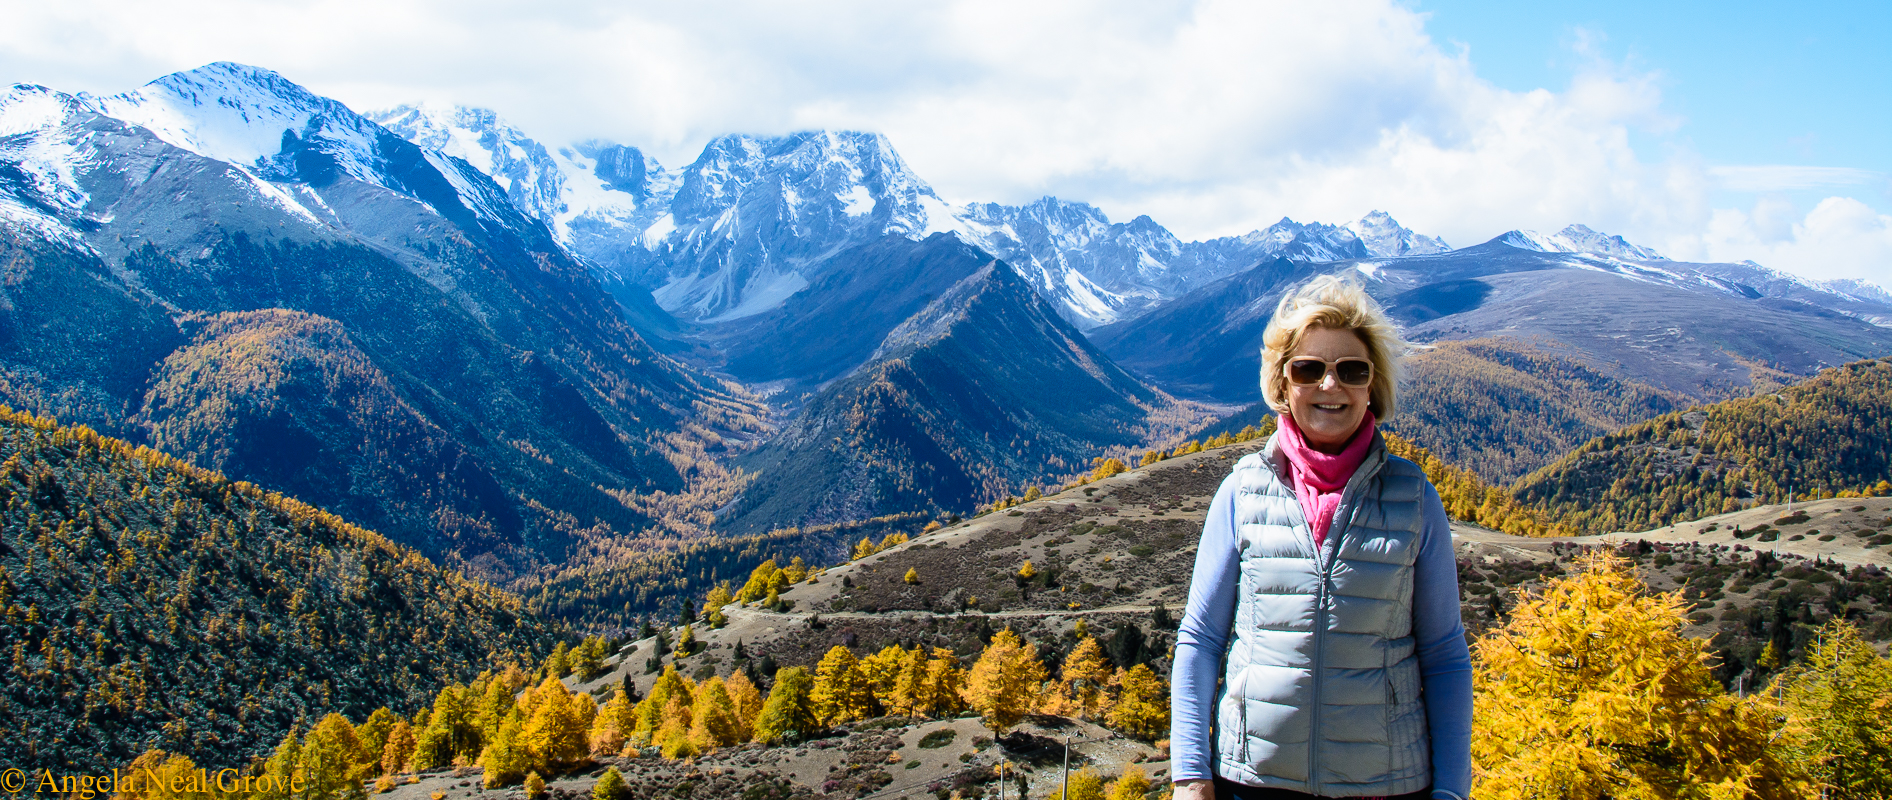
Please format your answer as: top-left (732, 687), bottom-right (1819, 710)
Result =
top-left (1319, 369), bottom-right (1340, 391)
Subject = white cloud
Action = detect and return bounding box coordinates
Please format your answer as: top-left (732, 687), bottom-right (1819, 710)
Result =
top-left (0, 0), bottom-right (1883, 285)
top-left (1707, 166), bottom-right (1885, 193)
top-left (1689, 197), bottom-right (1892, 284)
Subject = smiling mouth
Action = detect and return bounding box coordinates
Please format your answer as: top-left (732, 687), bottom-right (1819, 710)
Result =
top-left (1313, 403), bottom-right (1347, 411)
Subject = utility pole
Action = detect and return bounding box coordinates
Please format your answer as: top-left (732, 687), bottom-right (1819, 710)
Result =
top-left (998, 760), bottom-right (1005, 800)
top-left (1062, 734), bottom-right (1072, 799)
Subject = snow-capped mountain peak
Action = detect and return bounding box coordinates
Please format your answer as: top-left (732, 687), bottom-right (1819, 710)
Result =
top-left (1498, 224), bottom-right (1665, 260)
top-left (86, 62), bottom-right (390, 187)
top-left (1345, 210), bottom-right (1450, 257)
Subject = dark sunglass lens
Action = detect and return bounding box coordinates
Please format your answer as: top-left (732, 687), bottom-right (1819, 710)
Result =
top-left (1289, 359), bottom-right (1327, 384)
top-left (1336, 360), bottom-right (1372, 385)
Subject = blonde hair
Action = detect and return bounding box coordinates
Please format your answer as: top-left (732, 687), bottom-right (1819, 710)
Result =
top-left (1260, 274), bottom-right (1403, 420)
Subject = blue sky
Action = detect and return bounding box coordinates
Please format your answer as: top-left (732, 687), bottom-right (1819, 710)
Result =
top-left (1421, 0), bottom-right (1891, 217)
top-left (0, 0), bottom-right (1886, 283)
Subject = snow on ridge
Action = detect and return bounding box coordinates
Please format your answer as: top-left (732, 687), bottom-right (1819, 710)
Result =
top-left (0, 85), bottom-right (93, 213)
top-left (87, 62), bottom-right (387, 187)
top-left (1497, 224), bottom-right (1665, 261)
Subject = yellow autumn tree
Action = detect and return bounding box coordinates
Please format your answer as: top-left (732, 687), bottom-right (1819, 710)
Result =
top-left (300, 713), bottom-right (374, 800)
top-left (1105, 665), bottom-right (1168, 740)
top-left (1061, 637), bottom-right (1114, 720)
top-left (478, 709), bottom-right (533, 787)
top-left (919, 647), bottom-right (969, 718)
top-left (1047, 766), bottom-right (1106, 800)
top-left (1471, 550), bottom-right (1808, 799)
top-left (1105, 764), bottom-right (1150, 800)
top-left (965, 630), bottom-right (1047, 732)
top-left (1090, 458), bottom-right (1127, 480)
top-left (380, 720), bottom-right (416, 776)
top-left (736, 559), bottom-right (779, 603)
top-left (1775, 618), bottom-right (1892, 798)
top-left (811, 645), bottom-right (876, 724)
top-left (589, 690), bottom-right (635, 759)
top-left (702, 583), bottom-right (733, 617)
top-left (859, 644), bottom-right (911, 710)
top-left (520, 676), bottom-right (593, 770)
top-left (633, 665), bottom-right (693, 740)
top-left (853, 536), bottom-right (880, 561)
top-left (689, 676), bottom-right (744, 750)
top-left (725, 670), bottom-right (765, 740)
top-left (654, 694), bottom-right (696, 759)
top-left (753, 667), bottom-right (817, 744)
top-left (783, 556), bottom-right (809, 584)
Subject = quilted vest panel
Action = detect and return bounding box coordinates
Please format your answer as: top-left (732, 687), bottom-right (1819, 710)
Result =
top-left (1214, 432), bottom-right (1431, 797)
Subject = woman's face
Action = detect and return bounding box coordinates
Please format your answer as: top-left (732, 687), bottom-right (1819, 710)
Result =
top-left (1286, 326), bottom-right (1373, 452)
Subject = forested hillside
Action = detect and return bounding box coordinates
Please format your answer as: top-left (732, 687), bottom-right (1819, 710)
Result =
top-left (1514, 357), bottom-right (1892, 534)
top-left (0, 407), bottom-right (558, 773)
top-left (1395, 338), bottom-right (1685, 482)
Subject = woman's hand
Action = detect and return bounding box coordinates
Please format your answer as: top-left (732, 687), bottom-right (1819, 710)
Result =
top-left (1172, 779), bottom-right (1215, 800)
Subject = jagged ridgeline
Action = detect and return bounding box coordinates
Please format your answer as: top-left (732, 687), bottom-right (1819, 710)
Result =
top-left (1514, 357), bottom-right (1892, 534)
top-left (0, 408), bottom-right (560, 773)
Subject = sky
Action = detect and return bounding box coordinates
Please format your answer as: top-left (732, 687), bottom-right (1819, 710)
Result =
top-left (0, 0), bottom-right (1887, 284)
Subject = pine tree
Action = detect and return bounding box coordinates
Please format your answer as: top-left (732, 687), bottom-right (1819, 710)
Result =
top-left (890, 646), bottom-right (929, 717)
top-left (811, 646), bottom-right (874, 724)
top-left (964, 630), bottom-right (1046, 732)
top-left (1104, 764), bottom-right (1150, 800)
top-left (380, 721), bottom-right (417, 776)
top-left (1105, 665), bottom-right (1167, 740)
top-left (635, 664), bottom-right (694, 738)
top-left (1776, 619), bottom-right (1892, 798)
top-left (1061, 637), bottom-right (1114, 720)
top-left (753, 667), bottom-right (817, 744)
top-left (1472, 551), bottom-right (1807, 798)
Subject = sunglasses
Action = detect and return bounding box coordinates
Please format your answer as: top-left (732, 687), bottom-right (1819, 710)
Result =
top-left (1284, 356), bottom-right (1374, 388)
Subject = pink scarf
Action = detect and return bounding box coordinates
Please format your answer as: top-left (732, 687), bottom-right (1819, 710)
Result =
top-left (1276, 410), bottom-right (1377, 549)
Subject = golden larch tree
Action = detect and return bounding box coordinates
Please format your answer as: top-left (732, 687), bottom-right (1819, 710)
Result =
top-left (964, 629), bottom-right (1047, 732)
top-left (811, 645), bottom-right (876, 724)
top-left (1471, 550), bottom-right (1806, 799)
top-left (1105, 665), bottom-right (1168, 740)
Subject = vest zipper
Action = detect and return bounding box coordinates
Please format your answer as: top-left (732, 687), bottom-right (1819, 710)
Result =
top-left (1306, 446), bottom-right (1387, 795)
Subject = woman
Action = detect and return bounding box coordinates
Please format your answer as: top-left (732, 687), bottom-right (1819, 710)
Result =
top-left (1170, 276), bottom-right (1472, 800)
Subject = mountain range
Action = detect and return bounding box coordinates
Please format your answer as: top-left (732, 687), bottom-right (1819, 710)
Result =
top-left (4, 61), bottom-right (1891, 612)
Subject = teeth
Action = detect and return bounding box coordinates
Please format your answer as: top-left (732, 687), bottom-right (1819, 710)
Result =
top-left (1315, 404), bottom-right (1344, 410)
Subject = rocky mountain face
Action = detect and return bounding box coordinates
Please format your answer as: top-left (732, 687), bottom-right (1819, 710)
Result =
top-left (0, 64), bottom-right (761, 581)
top-left (718, 253), bottom-right (1209, 536)
top-left (365, 103), bottom-right (1455, 330)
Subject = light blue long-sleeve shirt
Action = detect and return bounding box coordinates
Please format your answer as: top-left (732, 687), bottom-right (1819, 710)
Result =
top-left (1169, 467), bottom-right (1474, 800)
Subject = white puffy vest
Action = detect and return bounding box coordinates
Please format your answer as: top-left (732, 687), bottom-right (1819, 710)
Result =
top-left (1215, 433), bottom-right (1431, 796)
